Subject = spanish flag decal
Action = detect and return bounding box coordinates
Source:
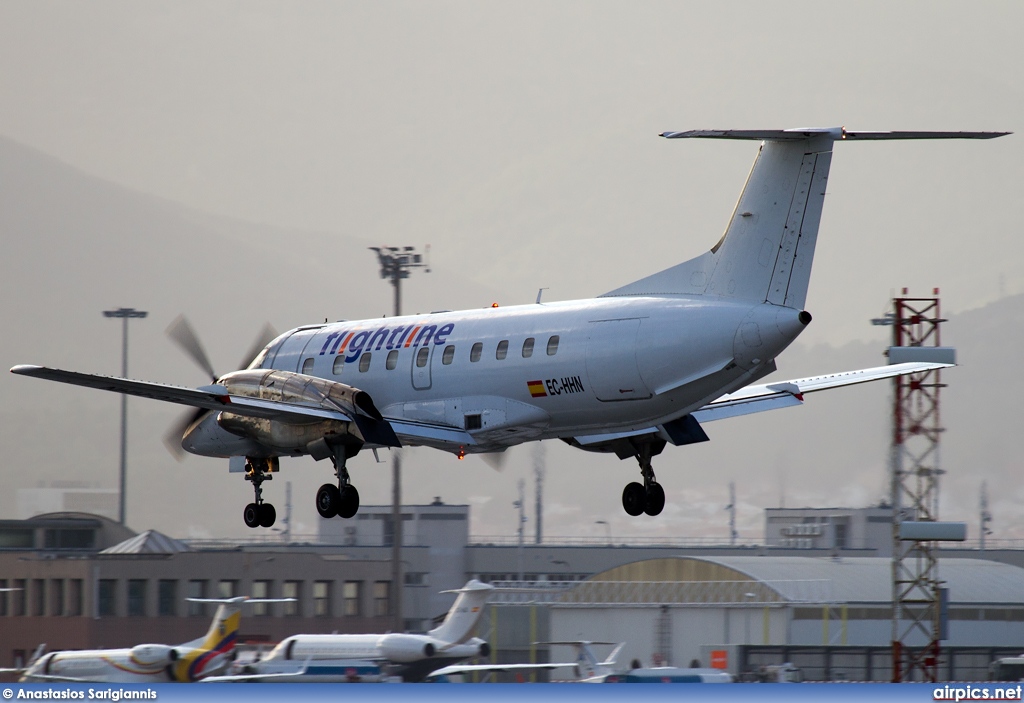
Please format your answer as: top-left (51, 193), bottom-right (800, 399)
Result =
top-left (527, 380), bottom-right (547, 398)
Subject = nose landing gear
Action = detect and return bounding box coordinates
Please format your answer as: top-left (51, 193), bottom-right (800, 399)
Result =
top-left (243, 457), bottom-right (278, 528)
top-left (621, 441), bottom-right (666, 517)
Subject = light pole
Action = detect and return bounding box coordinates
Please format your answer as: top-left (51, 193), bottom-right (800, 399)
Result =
top-left (103, 307), bottom-right (148, 525)
top-left (596, 519), bottom-right (611, 546)
top-left (744, 592), bottom-right (757, 645)
top-left (369, 245), bottom-right (429, 632)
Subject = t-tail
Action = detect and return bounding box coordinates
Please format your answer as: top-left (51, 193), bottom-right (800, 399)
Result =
top-left (427, 580), bottom-right (494, 646)
top-left (603, 128), bottom-right (1008, 308)
top-left (168, 596), bottom-right (267, 682)
top-left (168, 597), bottom-right (244, 682)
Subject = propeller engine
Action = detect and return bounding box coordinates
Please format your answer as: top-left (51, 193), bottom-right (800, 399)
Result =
top-left (163, 315), bottom-right (278, 459)
top-left (197, 368), bottom-right (394, 453)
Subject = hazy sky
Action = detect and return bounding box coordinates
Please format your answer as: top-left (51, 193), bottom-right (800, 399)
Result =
top-left (0, 1), bottom-right (1020, 541)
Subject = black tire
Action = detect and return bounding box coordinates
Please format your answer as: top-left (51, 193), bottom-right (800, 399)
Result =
top-left (259, 503), bottom-right (277, 528)
top-left (316, 483), bottom-right (340, 518)
top-left (243, 503), bottom-right (261, 528)
top-left (622, 482), bottom-right (646, 516)
top-left (644, 482), bottom-right (665, 517)
top-left (338, 484), bottom-right (360, 519)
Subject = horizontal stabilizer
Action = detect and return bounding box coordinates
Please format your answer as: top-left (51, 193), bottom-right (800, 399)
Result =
top-left (569, 360), bottom-right (952, 445)
top-left (661, 128), bottom-right (1010, 141)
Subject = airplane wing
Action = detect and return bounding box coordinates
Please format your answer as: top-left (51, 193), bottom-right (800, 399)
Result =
top-left (572, 361), bottom-right (951, 447)
top-left (426, 661), bottom-right (578, 679)
top-left (199, 660), bottom-right (313, 683)
top-left (692, 361), bottom-right (952, 423)
top-left (9, 365), bottom-right (474, 448)
top-left (10, 365), bottom-right (352, 424)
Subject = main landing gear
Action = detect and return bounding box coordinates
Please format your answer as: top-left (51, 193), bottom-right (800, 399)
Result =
top-left (243, 457), bottom-right (278, 528)
top-left (316, 444), bottom-right (360, 520)
top-left (621, 442), bottom-right (665, 517)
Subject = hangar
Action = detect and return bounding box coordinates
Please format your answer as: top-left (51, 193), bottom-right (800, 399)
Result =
top-left (496, 556), bottom-right (1024, 680)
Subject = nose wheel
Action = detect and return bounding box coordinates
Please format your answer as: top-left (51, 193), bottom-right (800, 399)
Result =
top-left (243, 457), bottom-right (278, 528)
top-left (621, 443), bottom-right (665, 517)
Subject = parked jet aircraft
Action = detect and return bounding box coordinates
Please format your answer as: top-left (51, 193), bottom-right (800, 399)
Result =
top-left (211, 579), bottom-right (493, 683)
top-left (11, 127), bottom-right (1006, 526)
top-left (15, 596), bottom-right (276, 683)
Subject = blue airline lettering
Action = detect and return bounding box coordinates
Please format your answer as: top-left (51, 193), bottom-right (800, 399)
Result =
top-left (319, 322), bottom-right (458, 364)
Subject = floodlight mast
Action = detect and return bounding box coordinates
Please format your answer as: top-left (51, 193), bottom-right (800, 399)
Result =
top-left (368, 245), bottom-right (429, 632)
top-left (102, 307), bottom-right (148, 525)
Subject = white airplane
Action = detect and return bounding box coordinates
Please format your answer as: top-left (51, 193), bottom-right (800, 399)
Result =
top-left (11, 127), bottom-right (1007, 527)
top-left (13, 596), bottom-right (275, 683)
top-left (214, 579), bottom-right (493, 683)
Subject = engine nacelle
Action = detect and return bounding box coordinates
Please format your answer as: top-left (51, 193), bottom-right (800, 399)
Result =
top-left (377, 634), bottom-right (437, 663)
top-left (213, 369), bottom-right (384, 452)
top-left (439, 638), bottom-right (490, 660)
top-left (129, 644), bottom-right (178, 665)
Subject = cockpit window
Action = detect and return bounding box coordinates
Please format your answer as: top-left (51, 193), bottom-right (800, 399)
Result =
top-left (247, 348), bottom-right (269, 370)
top-left (249, 331), bottom-right (292, 370)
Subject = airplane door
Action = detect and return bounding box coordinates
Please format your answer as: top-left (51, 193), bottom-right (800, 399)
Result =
top-left (411, 345), bottom-right (432, 390)
top-left (585, 319), bottom-right (652, 401)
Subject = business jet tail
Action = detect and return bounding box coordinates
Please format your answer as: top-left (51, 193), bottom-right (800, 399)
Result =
top-left (428, 580), bottom-right (494, 645)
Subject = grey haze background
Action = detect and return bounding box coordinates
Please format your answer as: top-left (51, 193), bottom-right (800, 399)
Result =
top-left (1, 1), bottom-right (1021, 541)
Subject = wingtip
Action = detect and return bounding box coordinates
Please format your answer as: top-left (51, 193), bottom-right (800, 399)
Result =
top-left (10, 364), bottom-right (42, 375)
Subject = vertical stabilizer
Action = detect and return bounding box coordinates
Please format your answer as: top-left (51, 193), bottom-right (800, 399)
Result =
top-left (603, 131), bottom-right (834, 308)
top-left (428, 580), bottom-right (494, 645)
top-left (170, 597), bottom-right (246, 681)
top-left (602, 128), bottom-right (1007, 307)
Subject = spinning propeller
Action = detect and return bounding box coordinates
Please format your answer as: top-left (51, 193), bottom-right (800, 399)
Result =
top-left (163, 315), bottom-right (278, 460)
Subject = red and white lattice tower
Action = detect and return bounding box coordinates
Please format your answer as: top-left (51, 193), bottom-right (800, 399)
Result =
top-left (886, 288), bottom-right (946, 682)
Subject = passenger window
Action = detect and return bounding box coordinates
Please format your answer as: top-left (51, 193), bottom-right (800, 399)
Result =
top-left (522, 337), bottom-right (535, 358)
top-left (332, 355), bottom-right (345, 375)
top-left (547, 335), bottom-right (560, 356)
top-left (442, 345), bottom-right (455, 365)
top-left (302, 358), bottom-right (314, 374)
top-left (386, 349), bottom-right (399, 370)
top-left (359, 353), bottom-right (372, 373)
top-left (416, 347), bottom-right (430, 368)
top-left (470, 342), bottom-right (483, 362)
top-left (496, 340), bottom-right (509, 360)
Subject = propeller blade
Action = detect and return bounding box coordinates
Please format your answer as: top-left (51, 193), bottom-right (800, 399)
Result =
top-left (166, 315), bottom-right (217, 381)
top-left (163, 407), bottom-right (208, 461)
top-left (480, 451), bottom-right (509, 472)
top-left (237, 323), bottom-right (278, 370)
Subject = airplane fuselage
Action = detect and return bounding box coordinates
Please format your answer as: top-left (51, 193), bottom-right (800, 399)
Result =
top-left (23, 647), bottom-right (177, 683)
top-left (189, 296), bottom-right (808, 458)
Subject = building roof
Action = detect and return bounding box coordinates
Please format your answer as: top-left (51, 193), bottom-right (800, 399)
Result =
top-left (585, 556), bottom-right (1024, 606)
top-left (99, 529), bottom-right (190, 555)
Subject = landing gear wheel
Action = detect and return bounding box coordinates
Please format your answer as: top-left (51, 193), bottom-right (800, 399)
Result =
top-left (243, 503), bottom-right (261, 528)
top-left (644, 482), bottom-right (665, 517)
top-left (258, 503), bottom-right (277, 528)
top-left (622, 482), bottom-right (646, 516)
top-left (316, 483), bottom-right (341, 518)
top-left (338, 485), bottom-right (360, 519)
